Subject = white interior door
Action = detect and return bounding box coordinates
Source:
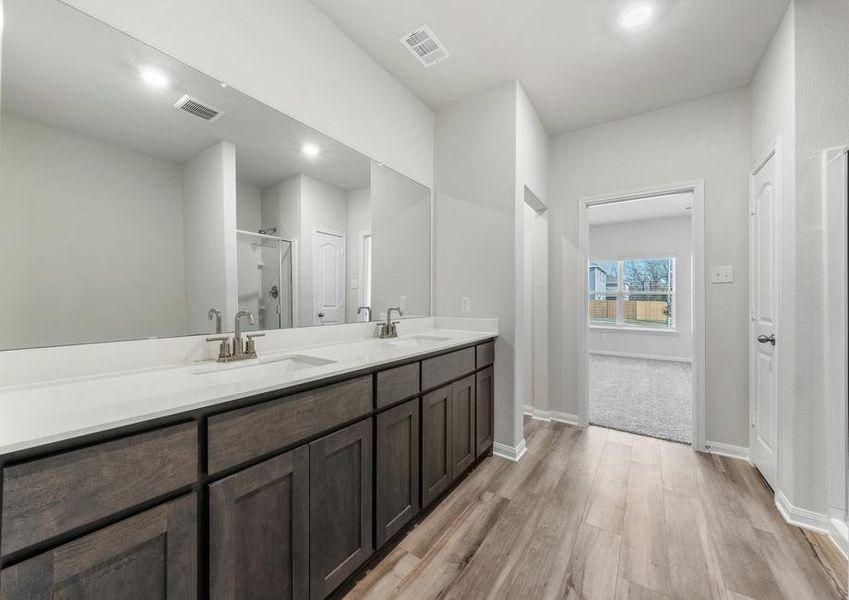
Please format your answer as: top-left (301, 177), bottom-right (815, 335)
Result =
top-left (751, 151), bottom-right (779, 489)
top-left (313, 230), bottom-right (345, 325)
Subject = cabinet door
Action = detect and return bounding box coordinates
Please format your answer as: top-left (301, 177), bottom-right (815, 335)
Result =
top-left (451, 375), bottom-right (476, 479)
top-left (476, 366), bottom-right (494, 457)
top-left (0, 494), bottom-right (197, 599)
top-left (375, 399), bottom-right (420, 548)
top-left (421, 385), bottom-right (452, 508)
top-left (209, 446), bottom-right (309, 600)
top-left (309, 419), bottom-right (373, 599)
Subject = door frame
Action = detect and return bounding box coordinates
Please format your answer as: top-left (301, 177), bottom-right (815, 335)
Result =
top-left (577, 180), bottom-right (706, 451)
top-left (823, 145), bottom-right (848, 537)
top-left (312, 227), bottom-right (346, 325)
top-left (749, 140), bottom-right (782, 477)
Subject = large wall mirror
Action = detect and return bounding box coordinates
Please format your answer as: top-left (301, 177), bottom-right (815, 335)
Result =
top-left (0, 0), bottom-right (431, 350)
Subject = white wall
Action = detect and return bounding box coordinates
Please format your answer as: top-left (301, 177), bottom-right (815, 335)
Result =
top-left (588, 216), bottom-right (693, 360)
top-left (182, 141), bottom-right (238, 334)
top-left (434, 82), bottom-right (519, 448)
top-left (0, 111), bottom-right (187, 349)
top-left (345, 186), bottom-right (370, 323)
top-left (549, 88), bottom-right (751, 448)
top-left (60, 0), bottom-right (434, 187)
top-left (236, 180), bottom-right (261, 232)
top-left (371, 163), bottom-right (431, 320)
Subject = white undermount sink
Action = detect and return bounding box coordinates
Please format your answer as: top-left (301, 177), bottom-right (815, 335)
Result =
top-left (191, 354), bottom-right (335, 377)
top-left (385, 335), bottom-right (451, 349)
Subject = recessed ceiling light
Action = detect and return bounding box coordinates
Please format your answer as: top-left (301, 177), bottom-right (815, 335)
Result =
top-left (139, 66), bottom-right (169, 89)
top-left (620, 2), bottom-right (655, 31)
top-left (302, 143), bottom-right (320, 158)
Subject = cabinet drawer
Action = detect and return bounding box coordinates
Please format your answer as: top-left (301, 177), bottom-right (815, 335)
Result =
top-left (1, 494), bottom-right (197, 599)
top-left (207, 376), bottom-right (372, 474)
top-left (376, 362), bottom-right (420, 409)
top-left (1, 422), bottom-right (197, 557)
top-left (476, 341), bottom-right (495, 368)
top-left (421, 348), bottom-right (475, 390)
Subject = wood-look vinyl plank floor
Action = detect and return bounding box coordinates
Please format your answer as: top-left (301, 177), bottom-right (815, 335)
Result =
top-left (347, 423), bottom-right (847, 600)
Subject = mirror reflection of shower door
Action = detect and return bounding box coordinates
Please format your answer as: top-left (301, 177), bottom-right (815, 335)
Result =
top-left (236, 230), bottom-right (293, 331)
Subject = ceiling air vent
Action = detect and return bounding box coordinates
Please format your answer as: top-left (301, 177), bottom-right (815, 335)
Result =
top-left (173, 94), bottom-right (223, 122)
top-left (400, 25), bottom-right (450, 68)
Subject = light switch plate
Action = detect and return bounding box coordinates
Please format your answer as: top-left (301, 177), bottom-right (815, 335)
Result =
top-left (461, 297), bottom-right (471, 313)
top-left (710, 265), bottom-right (734, 283)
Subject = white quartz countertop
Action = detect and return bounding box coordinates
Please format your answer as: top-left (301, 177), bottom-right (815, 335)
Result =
top-left (0, 329), bottom-right (496, 456)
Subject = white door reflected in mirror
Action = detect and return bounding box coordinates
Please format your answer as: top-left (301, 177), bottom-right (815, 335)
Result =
top-left (313, 230), bottom-right (346, 326)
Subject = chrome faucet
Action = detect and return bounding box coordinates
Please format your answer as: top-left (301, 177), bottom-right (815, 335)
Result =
top-left (233, 311), bottom-right (255, 358)
top-left (206, 311), bottom-right (264, 362)
top-left (357, 306), bottom-right (372, 321)
top-left (377, 307), bottom-right (403, 338)
top-left (208, 308), bottom-right (222, 333)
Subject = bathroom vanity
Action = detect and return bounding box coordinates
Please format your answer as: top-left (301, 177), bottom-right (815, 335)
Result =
top-left (0, 333), bottom-right (496, 599)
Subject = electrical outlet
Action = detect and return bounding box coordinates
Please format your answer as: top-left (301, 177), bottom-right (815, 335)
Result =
top-left (710, 265), bottom-right (734, 283)
top-left (461, 297), bottom-right (471, 313)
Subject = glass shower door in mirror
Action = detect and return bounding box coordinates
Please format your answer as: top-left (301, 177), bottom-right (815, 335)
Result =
top-left (236, 230), bottom-right (293, 331)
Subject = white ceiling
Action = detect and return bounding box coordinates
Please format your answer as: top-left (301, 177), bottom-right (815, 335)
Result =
top-left (309, 0), bottom-right (789, 133)
top-left (2, 0), bottom-right (371, 191)
top-left (588, 192), bottom-right (693, 226)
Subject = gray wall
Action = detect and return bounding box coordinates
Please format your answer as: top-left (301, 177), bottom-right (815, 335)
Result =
top-left (371, 163), bottom-right (431, 319)
top-left (434, 82), bottom-right (519, 448)
top-left (0, 111), bottom-right (187, 348)
top-left (549, 87), bottom-right (751, 447)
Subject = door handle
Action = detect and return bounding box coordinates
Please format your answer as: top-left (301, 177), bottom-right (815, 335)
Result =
top-left (757, 334), bottom-right (776, 346)
top-left (317, 312), bottom-right (325, 318)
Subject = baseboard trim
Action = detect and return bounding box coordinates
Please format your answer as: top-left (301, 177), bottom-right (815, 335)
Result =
top-left (589, 350), bottom-right (692, 363)
top-left (493, 438), bottom-right (527, 462)
top-left (704, 440), bottom-right (750, 461)
top-left (522, 406), bottom-right (581, 426)
top-left (830, 517), bottom-right (849, 559)
top-left (775, 491), bottom-right (832, 534)
top-left (549, 410), bottom-right (581, 426)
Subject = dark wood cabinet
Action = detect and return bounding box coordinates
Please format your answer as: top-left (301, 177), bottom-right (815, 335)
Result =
top-left (376, 362), bottom-right (420, 409)
top-left (207, 376), bottom-right (371, 474)
top-left (309, 419), bottom-right (373, 599)
top-left (209, 446), bottom-right (309, 600)
top-left (0, 339), bottom-right (496, 600)
top-left (421, 385), bottom-right (453, 508)
top-left (476, 366), bottom-right (494, 457)
top-left (1, 422), bottom-right (197, 557)
top-left (375, 399), bottom-right (420, 547)
top-left (0, 494), bottom-right (197, 599)
top-left (451, 375), bottom-right (476, 478)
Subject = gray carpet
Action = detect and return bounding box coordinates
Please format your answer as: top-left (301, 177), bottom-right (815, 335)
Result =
top-left (589, 354), bottom-right (692, 443)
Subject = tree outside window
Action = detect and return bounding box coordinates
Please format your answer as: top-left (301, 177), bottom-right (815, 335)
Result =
top-left (588, 257), bottom-right (675, 329)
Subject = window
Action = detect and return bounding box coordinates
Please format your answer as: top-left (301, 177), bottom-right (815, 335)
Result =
top-left (359, 233), bottom-right (373, 308)
top-left (588, 257), bottom-right (676, 330)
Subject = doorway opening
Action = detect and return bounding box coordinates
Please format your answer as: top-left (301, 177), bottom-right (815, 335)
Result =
top-left (579, 183), bottom-right (706, 449)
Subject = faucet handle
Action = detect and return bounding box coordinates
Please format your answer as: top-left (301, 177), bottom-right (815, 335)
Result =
top-left (206, 336), bottom-right (230, 360)
top-left (245, 333), bottom-right (264, 355)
